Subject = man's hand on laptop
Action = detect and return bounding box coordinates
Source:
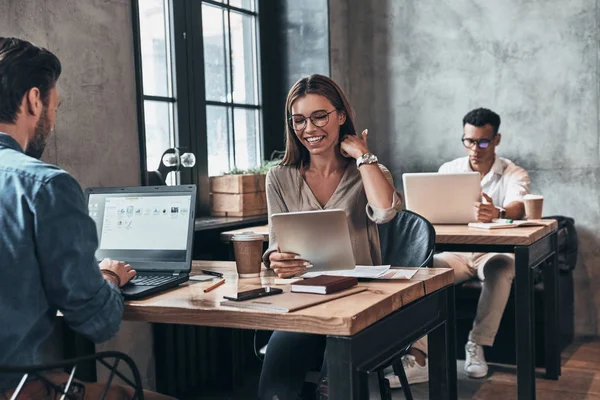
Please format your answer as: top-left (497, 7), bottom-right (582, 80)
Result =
top-left (269, 249), bottom-right (312, 278)
top-left (474, 192), bottom-right (499, 222)
top-left (99, 258), bottom-right (136, 288)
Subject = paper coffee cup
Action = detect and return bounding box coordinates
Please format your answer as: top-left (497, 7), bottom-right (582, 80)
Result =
top-left (232, 232), bottom-right (264, 278)
top-left (524, 194), bottom-right (544, 220)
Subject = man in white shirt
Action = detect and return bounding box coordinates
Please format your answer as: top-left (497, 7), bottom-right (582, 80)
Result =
top-left (386, 108), bottom-right (530, 388)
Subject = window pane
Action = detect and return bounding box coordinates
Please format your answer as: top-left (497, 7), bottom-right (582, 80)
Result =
top-left (234, 108), bottom-right (260, 171)
top-left (207, 105), bottom-right (232, 176)
top-left (202, 4), bottom-right (230, 102)
top-left (230, 12), bottom-right (258, 104)
top-left (138, 0), bottom-right (171, 97)
top-left (144, 100), bottom-right (174, 171)
top-left (229, 0), bottom-right (256, 12)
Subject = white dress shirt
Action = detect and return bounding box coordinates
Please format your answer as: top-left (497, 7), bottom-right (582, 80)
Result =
top-left (439, 156), bottom-right (530, 208)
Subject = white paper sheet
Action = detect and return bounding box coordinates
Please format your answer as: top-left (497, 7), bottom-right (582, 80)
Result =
top-left (302, 265), bottom-right (391, 279)
top-left (376, 268), bottom-right (419, 280)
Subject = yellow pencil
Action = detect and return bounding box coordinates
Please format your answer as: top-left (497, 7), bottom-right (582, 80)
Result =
top-left (203, 278), bottom-right (225, 293)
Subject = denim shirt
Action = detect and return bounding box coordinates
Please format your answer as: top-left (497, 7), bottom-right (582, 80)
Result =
top-left (0, 133), bottom-right (123, 391)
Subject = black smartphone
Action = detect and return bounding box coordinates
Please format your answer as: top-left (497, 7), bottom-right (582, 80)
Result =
top-left (223, 286), bottom-right (283, 302)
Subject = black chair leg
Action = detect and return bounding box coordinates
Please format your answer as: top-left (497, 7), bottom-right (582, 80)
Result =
top-left (377, 369), bottom-right (392, 400)
top-left (393, 360), bottom-right (414, 400)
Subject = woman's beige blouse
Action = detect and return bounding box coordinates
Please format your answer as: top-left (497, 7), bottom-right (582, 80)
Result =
top-left (263, 163), bottom-right (403, 267)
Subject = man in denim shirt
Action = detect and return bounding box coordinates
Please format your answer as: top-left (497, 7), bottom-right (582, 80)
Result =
top-left (0, 38), bottom-right (173, 399)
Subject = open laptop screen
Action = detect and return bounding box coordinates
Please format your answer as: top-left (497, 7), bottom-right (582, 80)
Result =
top-left (87, 187), bottom-right (195, 267)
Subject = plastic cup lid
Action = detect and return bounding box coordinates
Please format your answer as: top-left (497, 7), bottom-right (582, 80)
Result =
top-left (232, 232), bottom-right (264, 241)
top-left (524, 194), bottom-right (544, 200)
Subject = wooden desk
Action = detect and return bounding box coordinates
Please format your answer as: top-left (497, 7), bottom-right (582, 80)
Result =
top-left (220, 220), bottom-right (560, 400)
top-left (435, 220), bottom-right (557, 246)
top-left (124, 261), bottom-right (457, 399)
top-left (435, 220), bottom-right (560, 400)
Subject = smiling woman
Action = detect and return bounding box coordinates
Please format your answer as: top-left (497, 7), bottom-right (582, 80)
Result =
top-left (257, 74), bottom-right (404, 400)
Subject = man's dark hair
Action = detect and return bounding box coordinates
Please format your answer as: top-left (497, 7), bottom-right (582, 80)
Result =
top-left (0, 37), bottom-right (62, 124)
top-left (462, 108), bottom-right (501, 135)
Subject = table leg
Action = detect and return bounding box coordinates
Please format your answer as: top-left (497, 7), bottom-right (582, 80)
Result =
top-left (428, 286), bottom-right (457, 400)
top-left (515, 246), bottom-right (536, 400)
top-left (543, 231), bottom-right (560, 379)
top-left (61, 320), bottom-right (97, 381)
top-left (326, 337), bottom-right (369, 399)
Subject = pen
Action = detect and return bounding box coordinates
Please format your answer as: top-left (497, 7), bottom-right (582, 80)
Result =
top-left (493, 218), bottom-right (513, 223)
top-left (204, 279), bottom-right (225, 293)
top-left (201, 269), bottom-right (224, 278)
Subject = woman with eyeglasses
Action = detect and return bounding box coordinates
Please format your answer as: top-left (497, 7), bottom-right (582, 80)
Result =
top-left (258, 74), bottom-right (402, 400)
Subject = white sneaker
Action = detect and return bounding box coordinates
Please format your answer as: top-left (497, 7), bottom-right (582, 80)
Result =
top-left (384, 354), bottom-right (429, 389)
top-left (465, 341), bottom-right (488, 378)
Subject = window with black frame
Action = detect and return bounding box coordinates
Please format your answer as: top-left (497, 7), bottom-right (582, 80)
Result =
top-left (133, 0), bottom-right (263, 193)
top-left (136, 0), bottom-right (178, 183)
top-left (202, 0), bottom-right (262, 177)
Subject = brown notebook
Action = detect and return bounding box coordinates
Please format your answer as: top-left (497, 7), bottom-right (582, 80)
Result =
top-left (291, 275), bottom-right (358, 295)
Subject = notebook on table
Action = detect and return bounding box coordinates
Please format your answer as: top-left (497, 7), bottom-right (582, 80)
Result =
top-left (86, 185), bottom-right (197, 299)
top-left (291, 275), bottom-right (358, 295)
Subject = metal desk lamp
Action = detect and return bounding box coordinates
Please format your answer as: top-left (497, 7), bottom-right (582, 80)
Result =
top-left (147, 147), bottom-right (196, 185)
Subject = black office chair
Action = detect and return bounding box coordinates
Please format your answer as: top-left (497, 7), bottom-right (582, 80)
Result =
top-left (0, 351), bottom-right (145, 399)
top-left (375, 210), bottom-right (436, 400)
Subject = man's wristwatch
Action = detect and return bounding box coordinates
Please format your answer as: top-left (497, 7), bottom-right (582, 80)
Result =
top-left (496, 207), bottom-right (506, 219)
top-left (356, 152), bottom-right (378, 168)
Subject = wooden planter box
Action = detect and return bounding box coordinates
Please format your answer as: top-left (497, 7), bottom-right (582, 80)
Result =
top-left (209, 174), bottom-right (267, 217)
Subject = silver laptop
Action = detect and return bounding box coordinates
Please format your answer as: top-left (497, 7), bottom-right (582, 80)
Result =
top-left (85, 185), bottom-right (197, 299)
top-left (271, 209), bottom-right (355, 272)
top-left (402, 172), bottom-right (481, 224)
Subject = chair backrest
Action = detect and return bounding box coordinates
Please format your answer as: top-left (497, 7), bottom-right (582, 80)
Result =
top-left (378, 210), bottom-right (436, 268)
top-left (543, 215), bottom-right (578, 274)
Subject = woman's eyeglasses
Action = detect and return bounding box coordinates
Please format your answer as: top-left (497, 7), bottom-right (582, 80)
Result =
top-left (461, 134), bottom-right (496, 149)
top-left (288, 109), bottom-right (338, 131)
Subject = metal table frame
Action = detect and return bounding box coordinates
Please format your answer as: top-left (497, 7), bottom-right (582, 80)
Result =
top-left (436, 230), bottom-right (560, 400)
top-left (327, 285), bottom-right (457, 399)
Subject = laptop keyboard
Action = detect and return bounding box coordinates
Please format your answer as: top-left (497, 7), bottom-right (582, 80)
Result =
top-left (129, 275), bottom-right (180, 286)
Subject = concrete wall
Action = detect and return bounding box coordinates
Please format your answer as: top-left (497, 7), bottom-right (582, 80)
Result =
top-left (0, 0), bottom-right (156, 388)
top-left (281, 0), bottom-right (330, 89)
top-left (330, 0), bottom-right (599, 337)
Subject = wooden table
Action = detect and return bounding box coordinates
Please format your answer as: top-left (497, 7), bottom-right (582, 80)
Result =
top-left (125, 261), bottom-right (457, 399)
top-left (220, 220), bottom-right (560, 400)
top-left (435, 220), bottom-right (560, 400)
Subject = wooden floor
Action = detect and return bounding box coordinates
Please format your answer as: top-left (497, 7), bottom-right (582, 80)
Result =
top-left (191, 339), bottom-right (600, 399)
top-left (400, 339), bottom-right (600, 400)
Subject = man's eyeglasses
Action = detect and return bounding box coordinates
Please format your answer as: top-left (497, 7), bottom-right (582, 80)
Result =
top-left (461, 134), bottom-right (496, 149)
top-left (288, 109), bottom-right (338, 131)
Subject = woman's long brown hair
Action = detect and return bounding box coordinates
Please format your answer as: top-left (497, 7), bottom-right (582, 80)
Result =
top-left (281, 74), bottom-right (357, 168)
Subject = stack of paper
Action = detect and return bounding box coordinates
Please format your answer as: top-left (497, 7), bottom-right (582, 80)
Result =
top-left (468, 219), bottom-right (547, 230)
top-left (302, 266), bottom-right (419, 280)
top-left (303, 265), bottom-right (391, 279)
top-left (376, 269), bottom-right (419, 280)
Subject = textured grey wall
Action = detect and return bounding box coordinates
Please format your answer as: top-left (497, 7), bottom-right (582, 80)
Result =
top-left (330, 0), bottom-right (599, 336)
top-left (0, 0), bottom-right (155, 388)
top-left (281, 0), bottom-right (330, 88)
top-left (0, 0), bottom-right (141, 187)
